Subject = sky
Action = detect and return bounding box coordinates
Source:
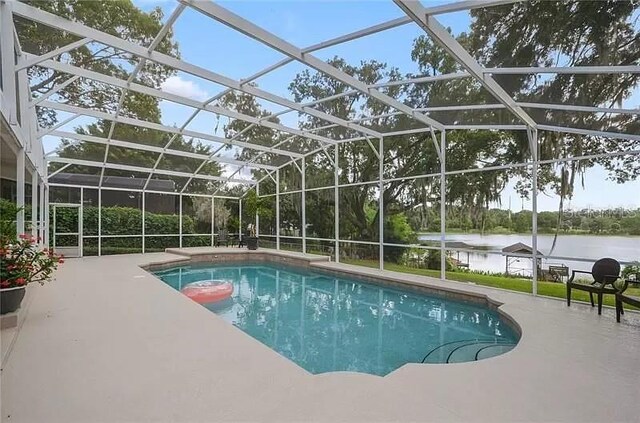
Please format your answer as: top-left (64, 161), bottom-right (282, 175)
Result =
top-left (132, 0), bottom-right (479, 134)
top-left (45, 0), bottom-right (640, 211)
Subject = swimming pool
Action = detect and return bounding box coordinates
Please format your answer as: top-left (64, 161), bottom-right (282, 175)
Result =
top-left (153, 262), bottom-right (519, 376)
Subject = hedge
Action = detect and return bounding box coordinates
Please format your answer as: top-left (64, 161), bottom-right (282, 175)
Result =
top-left (52, 205), bottom-right (199, 252)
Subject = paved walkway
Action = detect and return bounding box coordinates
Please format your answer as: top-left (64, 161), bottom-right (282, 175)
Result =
top-left (1, 250), bottom-right (639, 422)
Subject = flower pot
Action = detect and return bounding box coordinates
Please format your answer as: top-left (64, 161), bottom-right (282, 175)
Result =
top-left (247, 236), bottom-right (259, 250)
top-left (0, 286), bottom-right (26, 315)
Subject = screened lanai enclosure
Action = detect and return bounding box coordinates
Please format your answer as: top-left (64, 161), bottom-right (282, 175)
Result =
top-left (1, 0), bottom-right (638, 295)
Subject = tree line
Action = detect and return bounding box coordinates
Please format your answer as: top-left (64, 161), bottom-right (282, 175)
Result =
top-left (409, 207), bottom-right (640, 236)
top-left (21, 0), bottom-right (639, 247)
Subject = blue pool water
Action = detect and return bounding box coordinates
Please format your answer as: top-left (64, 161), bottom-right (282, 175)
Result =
top-left (153, 263), bottom-right (519, 376)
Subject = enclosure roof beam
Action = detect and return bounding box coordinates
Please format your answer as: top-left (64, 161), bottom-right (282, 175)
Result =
top-left (517, 102), bottom-right (640, 115)
top-left (240, 71), bottom-right (469, 132)
top-left (47, 163), bottom-right (70, 179)
top-left (199, 122), bottom-right (640, 189)
top-left (444, 124), bottom-right (527, 130)
top-left (36, 113), bottom-right (80, 138)
top-left (241, 0), bottom-right (521, 65)
top-left (29, 74), bottom-right (80, 107)
top-left (372, 72), bottom-right (469, 88)
top-left (233, 2), bottom-right (518, 125)
top-left (301, 0), bottom-right (524, 50)
top-left (337, 103), bottom-right (508, 130)
top-left (11, 1), bottom-right (380, 139)
top-left (316, 101), bottom-right (639, 130)
top-left (214, 132), bottom-right (314, 188)
top-left (28, 56), bottom-right (337, 147)
top-left (98, 3), bottom-right (186, 188)
top-left (30, 55), bottom-right (335, 188)
top-left (216, 0), bottom-right (520, 82)
top-left (47, 130), bottom-right (278, 171)
top-left (382, 127), bottom-right (439, 137)
top-left (394, 0), bottom-right (537, 129)
top-left (267, 103), bottom-right (509, 141)
top-left (47, 157), bottom-right (256, 185)
top-left (16, 37), bottom-right (91, 71)
top-left (179, 119), bottom-right (290, 193)
top-left (38, 100), bottom-right (305, 159)
top-left (182, 0), bottom-right (445, 131)
top-left (354, 123), bottom-right (531, 137)
top-left (143, 96), bottom-right (230, 192)
top-left (186, 0), bottom-right (505, 132)
top-left (396, 124), bottom-right (640, 141)
top-left (421, 0), bottom-right (526, 15)
top-left (208, 16), bottom-right (414, 97)
top-left (538, 125), bottom-right (640, 142)
top-left (486, 66), bottom-right (640, 75)
top-left (192, 0), bottom-right (520, 109)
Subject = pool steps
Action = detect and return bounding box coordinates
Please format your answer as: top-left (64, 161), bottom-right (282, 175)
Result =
top-left (422, 339), bottom-right (516, 364)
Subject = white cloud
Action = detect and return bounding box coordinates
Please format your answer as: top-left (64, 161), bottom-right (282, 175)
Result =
top-left (160, 76), bottom-right (209, 101)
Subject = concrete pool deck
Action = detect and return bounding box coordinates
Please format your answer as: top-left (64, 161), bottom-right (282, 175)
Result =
top-left (1, 248), bottom-right (639, 422)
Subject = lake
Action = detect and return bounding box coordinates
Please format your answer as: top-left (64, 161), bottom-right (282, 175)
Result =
top-left (418, 233), bottom-right (640, 275)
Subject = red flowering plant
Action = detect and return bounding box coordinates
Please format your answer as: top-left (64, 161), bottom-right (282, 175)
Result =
top-left (0, 233), bottom-right (63, 289)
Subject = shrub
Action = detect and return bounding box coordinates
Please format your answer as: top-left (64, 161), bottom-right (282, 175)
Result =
top-left (424, 249), bottom-right (456, 271)
top-left (1, 233), bottom-right (63, 288)
top-left (52, 205), bottom-right (195, 247)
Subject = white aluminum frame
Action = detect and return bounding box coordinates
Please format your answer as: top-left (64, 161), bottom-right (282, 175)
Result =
top-left (1, 0), bottom-right (638, 298)
top-left (47, 183), bottom-right (236, 255)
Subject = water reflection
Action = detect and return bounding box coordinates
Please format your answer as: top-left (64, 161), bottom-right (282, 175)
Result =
top-left (155, 263), bottom-right (518, 376)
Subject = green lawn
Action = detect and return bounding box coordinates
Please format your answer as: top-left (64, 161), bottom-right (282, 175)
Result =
top-left (341, 258), bottom-right (640, 308)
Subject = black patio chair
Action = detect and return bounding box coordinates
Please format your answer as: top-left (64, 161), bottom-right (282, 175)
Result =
top-left (615, 279), bottom-right (638, 323)
top-left (216, 229), bottom-right (229, 247)
top-left (566, 258), bottom-right (621, 315)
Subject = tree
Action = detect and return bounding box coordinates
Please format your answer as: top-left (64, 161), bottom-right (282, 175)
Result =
top-left (58, 114), bottom-right (222, 194)
top-left (469, 0), bottom-right (640, 218)
top-left (219, 90), bottom-right (293, 165)
top-left (17, 0), bottom-right (179, 127)
top-left (467, 1), bottom-right (640, 252)
top-left (304, 189), bottom-right (335, 239)
top-left (18, 1), bottom-right (224, 194)
top-left (620, 214), bottom-right (640, 236)
top-left (289, 58), bottom-right (414, 242)
top-left (382, 210), bottom-right (416, 262)
top-left (285, 3), bottom-right (639, 252)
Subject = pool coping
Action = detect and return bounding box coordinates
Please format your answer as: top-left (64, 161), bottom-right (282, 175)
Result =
top-left (144, 247), bottom-right (522, 340)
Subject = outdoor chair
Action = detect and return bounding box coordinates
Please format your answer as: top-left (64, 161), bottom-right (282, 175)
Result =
top-left (615, 279), bottom-right (638, 323)
top-left (216, 229), bottom-right (229, 247)
top-left (566, 258), bottom-right (620, 315)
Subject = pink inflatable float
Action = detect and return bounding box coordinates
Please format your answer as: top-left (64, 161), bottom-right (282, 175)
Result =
top-left (181, 280), bottom-right (233, 304)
